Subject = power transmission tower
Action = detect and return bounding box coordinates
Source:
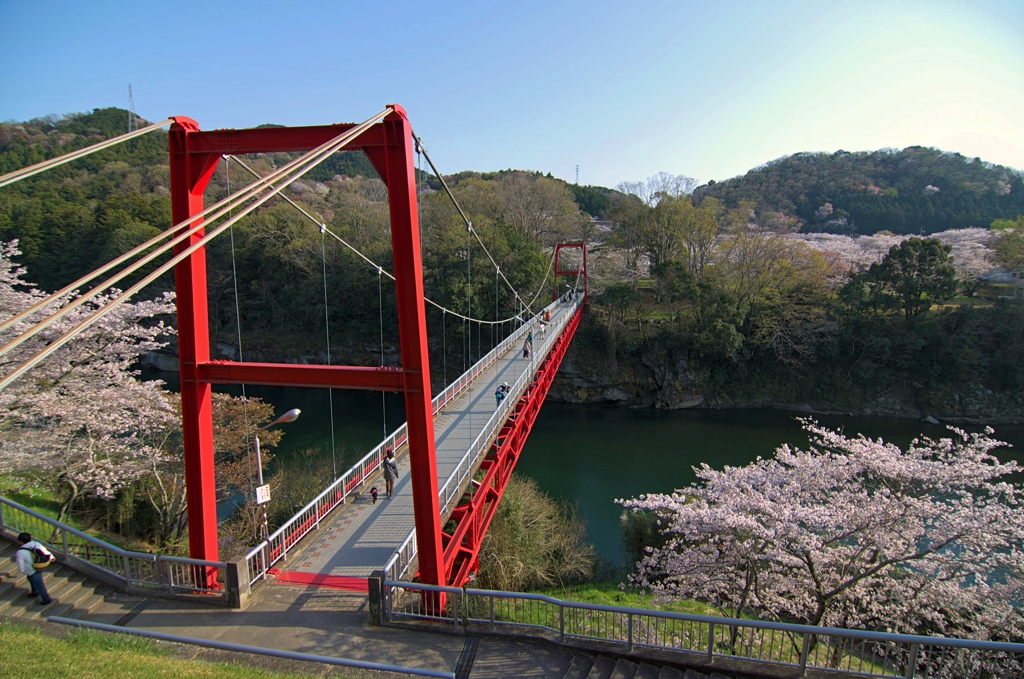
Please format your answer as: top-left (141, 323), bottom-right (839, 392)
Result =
top-left (575, 164), bottom-right (579, 184)
top-left (128, 84), bottom-right (137, 132)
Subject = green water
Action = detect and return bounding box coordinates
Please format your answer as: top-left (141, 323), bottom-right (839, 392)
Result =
top-left (514, 403), bottom-right (1024, 569)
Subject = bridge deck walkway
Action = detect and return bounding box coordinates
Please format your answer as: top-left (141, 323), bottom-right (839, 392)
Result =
top-left (280, 302), bottom-right (573, 578)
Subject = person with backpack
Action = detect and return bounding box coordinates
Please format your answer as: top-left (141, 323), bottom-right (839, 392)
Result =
top-left (16, 532), bottom-right (55, 605)
top-left (495, 381), bottom-right (510, 408)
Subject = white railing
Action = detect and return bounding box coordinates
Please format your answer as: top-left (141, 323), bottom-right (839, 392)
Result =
top-left (384, 528), bottom-right (418, 582)
top-left (0, 496), bottom-right (228, 601)
top-left (387, 297), bottom-right (581, 579)
top-left (383, 581), bottom-right (1024, 679)
top-left (436, 298), bottom-right (578, 517)
top-left (244, 297), bottom-right (571, 590)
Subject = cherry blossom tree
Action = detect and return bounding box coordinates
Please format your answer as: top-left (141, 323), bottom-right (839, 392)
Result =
top-left (932, 228), bottom-right (997, 295)
top-left (619, 421), bottom-right (1024, 644)
top-left (0, 240), bottom-right (176, 521)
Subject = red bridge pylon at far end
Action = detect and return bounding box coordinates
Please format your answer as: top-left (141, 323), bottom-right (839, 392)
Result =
top-left (552, 242), bottom-right (588, 302)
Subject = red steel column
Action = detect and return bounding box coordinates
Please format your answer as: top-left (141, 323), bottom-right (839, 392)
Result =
top-left (377, 106), bottom-right (445, 587)
top-left (168, 117), bottom-right (221, 570)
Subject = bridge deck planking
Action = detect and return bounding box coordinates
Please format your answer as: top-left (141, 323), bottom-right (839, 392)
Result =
top-left (284, 303), bottom-right (573, 577)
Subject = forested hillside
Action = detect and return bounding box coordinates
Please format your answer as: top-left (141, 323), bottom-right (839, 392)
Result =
top-left (0, 107), bottom-right (591, 371)
top-left (693, 147), bottom-right (1024, 235)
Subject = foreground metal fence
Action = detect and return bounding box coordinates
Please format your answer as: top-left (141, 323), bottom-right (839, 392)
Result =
top-left (382, 581), bottom-right (1024, 679)
top-left (245, 298), bottom-right (569, 590)
top-left (0, 496), bottom-right (228, 603)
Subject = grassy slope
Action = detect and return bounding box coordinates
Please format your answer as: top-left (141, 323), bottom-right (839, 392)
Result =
top-left (0, 621), bottom-right (357, 679)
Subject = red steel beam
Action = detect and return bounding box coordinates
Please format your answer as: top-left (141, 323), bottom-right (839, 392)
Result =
top-left (184, 124), bottom-right (387, 156)
top-left (197, 361), bottom-right (405, 391)
top-left (440, 303), bottom-right (585, 586)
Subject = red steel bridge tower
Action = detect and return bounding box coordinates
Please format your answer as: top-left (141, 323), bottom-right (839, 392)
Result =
top-left (168, 106), bottom-right (587, 588)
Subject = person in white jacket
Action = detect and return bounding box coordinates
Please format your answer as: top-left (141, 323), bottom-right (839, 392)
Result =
top-left (16, 532), bottom-right (55, 605)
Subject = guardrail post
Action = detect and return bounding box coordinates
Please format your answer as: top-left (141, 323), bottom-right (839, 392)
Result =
top-left (367, 571), bottom-right (386, 626)
top-left (628, 613), bottom-right (633, 652)
top-left (61, 526), bottom-right (69, 557)
top-left (905, 643), bottom-right (919, 679)
top-left (560, 606), bottom-right (565, 644)
top-left (490, 595), bottom-right (495, 632)
top-left (0, 500), bottom-right (5, 530)
top-left (799, 632), bottom-right (811, 676)
top-left (453, 590), bottom-right (459, 631)
top-left (707, 623), bottom-right (715, 661)
top-left (123, 554), bottom-right (132, 587)
top-left (225, 559), bottom-right (243, 608)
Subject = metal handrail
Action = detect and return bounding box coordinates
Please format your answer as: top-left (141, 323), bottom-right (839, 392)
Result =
top-left (0, 495), bottom-right (227, 600)
top-left (49, 616), bottom-right (455, 678)
top-left (384, 581), bottom-right (1024, 678)
top-left (244, 297), bottom-right (567, 589)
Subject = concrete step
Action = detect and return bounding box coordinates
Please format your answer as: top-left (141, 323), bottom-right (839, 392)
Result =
top-left (0, 556), bottom-right (109, 623)
top-left (610, 659), bottom-right (638, 679)
top-left (563, 653), bottom-right (596, 679)
top-left (587, 656), bottom-right (616, 679)
top-left (634, 663), bottom-right (661, 679)
top-left (658, 667), bottom-right (685, 679)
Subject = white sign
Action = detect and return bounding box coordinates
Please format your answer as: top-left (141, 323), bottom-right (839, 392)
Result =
top-left (255, 484), bottom-right (271, 505)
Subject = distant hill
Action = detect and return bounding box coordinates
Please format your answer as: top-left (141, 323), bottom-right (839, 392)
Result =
top-left (693, 147), bottom-right (1024, 235)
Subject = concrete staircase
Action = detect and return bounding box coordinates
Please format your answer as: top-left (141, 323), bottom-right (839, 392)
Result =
top-left (562, 652), bottom-right (734, 679)
top-left (0, 540), bottom-right (110, 622)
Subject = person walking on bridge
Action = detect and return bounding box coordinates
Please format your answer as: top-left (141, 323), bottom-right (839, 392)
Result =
top-left (495, 381), bottom-right (509, 408)
top-left (383, 449), bottom-right (399, 498)
top-left (16, 532), bottom-right (55, 605)
top-left (522, 338), bottom-right (532, 359)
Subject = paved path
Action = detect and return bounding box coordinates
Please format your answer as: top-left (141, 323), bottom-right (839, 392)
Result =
top-left (74, 584), bottom-right (571, 678)
top-left (290, 302), bottom-right (574, 577)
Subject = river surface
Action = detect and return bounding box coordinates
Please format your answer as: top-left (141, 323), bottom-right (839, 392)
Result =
top-left (152, 372), bottom-right (1024, 569)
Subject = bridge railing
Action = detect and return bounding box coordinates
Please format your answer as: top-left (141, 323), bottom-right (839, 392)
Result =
top-left (387, 298), bottom-right (581, 580)
top-left (244, 298), bottom-right (564, 590)
top-left (382, 580), bottom-right (1024, 679)
top-left (436, 298), bottom-right (579, 518)
top-left (0, 496), bottom-right (228, 602)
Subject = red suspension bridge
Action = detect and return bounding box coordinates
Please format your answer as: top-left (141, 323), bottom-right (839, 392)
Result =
top-left (0, 105), bottom-right (588, 593)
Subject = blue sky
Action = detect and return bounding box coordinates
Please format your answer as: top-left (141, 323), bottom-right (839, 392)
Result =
top-left (2, 0), bottom-right (1022, 188)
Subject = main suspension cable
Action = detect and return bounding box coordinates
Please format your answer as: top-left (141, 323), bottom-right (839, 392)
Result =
top-left (413, 133), bottom-right (553, 317)
top-left (0, 118), bottom-right (173, 189)
top-left (226, 155), bottom-right (536, 325)
top-left (0, 112), bottom-right (385, 351)
top-left (0, 109), bottom-right (391, 391)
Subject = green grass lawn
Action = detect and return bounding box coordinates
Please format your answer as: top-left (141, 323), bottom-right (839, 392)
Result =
top-left (0, 621), bottom-right (358, 679)
top-left (0, 474), bottom-right (140, 551)
top-left (530, 581), bottom-right (723, 616)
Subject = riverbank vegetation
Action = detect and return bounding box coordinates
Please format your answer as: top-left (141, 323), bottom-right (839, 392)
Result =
top-left (619, 421), bottom-right (1024, 642)
top-left (476, 476), bottom-right (594, 591)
